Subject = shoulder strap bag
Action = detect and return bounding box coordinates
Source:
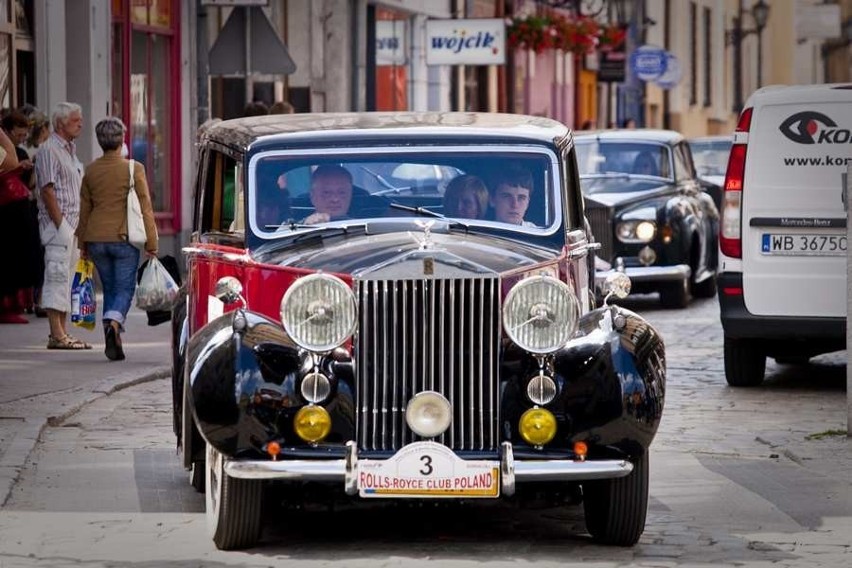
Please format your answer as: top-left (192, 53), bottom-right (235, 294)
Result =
top-left (126, 159), bottom-right (147, 250)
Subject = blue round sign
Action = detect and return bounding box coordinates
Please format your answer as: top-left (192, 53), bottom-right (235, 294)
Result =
top-left (654, 53), bottom-right (682, 90)
top-left (629, 45), bottom-right (667, 82)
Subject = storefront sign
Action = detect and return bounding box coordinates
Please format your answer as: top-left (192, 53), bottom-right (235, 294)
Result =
top-left (425, 18), bottom-right (505, 66)
top-left (598, 45), bottom-right (626, 83)
top-left (376, 20), bottom-right (408, 66)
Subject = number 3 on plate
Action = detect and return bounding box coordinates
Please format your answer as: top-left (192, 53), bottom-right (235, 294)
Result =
top-left (420, 454), bottom-right (433, 475)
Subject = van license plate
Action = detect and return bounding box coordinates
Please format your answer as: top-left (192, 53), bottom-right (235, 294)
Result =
top-left (761, 234), bottom-right (847, 256)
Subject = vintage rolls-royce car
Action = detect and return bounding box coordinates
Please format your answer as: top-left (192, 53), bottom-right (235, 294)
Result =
top-left (172, 113), bottom-right (666, 550)
top-left (575, 130), bottom-right (720, 309)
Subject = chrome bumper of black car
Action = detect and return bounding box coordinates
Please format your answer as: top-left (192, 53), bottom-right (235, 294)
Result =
top-left (223, 441), bottom-right (634, 496)
top-left (596, 263), bottom-right (690, 290)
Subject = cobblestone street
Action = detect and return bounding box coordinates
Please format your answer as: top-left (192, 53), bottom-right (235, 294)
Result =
top-left (0, 296), bottom-right (849, 567)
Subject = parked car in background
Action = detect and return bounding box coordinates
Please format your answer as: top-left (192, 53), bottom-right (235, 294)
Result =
top-left (718, 84), bottom-right (850, 387)
top-left (575, 130), bottom-right (720, 308)
top-left (173, 112), bottom-right (667, 550)
top-left (688, 135), bottom-right (733, 210)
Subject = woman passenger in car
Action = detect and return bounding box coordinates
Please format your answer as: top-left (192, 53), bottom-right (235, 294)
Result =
top-left (443, 174), bottom-right (489, 219)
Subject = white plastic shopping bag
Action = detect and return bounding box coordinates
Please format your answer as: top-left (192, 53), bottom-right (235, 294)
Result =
top-left (135, 257), bottom-right (179, 311)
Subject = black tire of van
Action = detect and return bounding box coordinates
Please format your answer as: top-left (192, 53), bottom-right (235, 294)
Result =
top-left (692, 273), bottom-right (717, 299)
top-left (660, 279), bottom-right (690, 309)
top-left (723, 336), bottom-right (766, 387)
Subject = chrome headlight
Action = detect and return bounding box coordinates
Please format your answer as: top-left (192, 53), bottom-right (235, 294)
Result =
top-left (280, 274), bottom-right (356, 352)
top-left (502, 276), bottom-right (579, 354)
top-left (616, 220), bottom-right (656, 243)
top-left (526, 373), bottom-right (557, 405)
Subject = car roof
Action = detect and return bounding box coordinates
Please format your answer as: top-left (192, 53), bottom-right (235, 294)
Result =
top-left (688, 134), bottom-right (733, 144)
top-left (573, 128), bottom-right (684, 145)
top-left (204, 112), bottom-right (571, 150)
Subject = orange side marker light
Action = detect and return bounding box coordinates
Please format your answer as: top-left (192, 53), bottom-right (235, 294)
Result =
top-left (573, 441), bottom-right (588, 462)
top-left (267, 441), bottom-right (281, 461)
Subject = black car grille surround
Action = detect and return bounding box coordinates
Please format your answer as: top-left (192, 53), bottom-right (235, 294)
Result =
top-left (586, 206), bottom-right (614, 263)
top-left (355, 277), bottom-right (500, 453)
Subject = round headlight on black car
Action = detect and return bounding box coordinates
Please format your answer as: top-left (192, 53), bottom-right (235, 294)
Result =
top-left (502, 275), bottom-right (579, 354)
top-left (616, 220), bottom-right (656, 243)
top-left (280, 274), bottom-right (357, 352)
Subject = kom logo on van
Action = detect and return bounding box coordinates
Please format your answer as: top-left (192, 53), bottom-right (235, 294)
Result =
top-left (779, 111), bottom-right (851, 144)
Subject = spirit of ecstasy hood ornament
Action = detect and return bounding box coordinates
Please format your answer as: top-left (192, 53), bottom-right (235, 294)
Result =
top-left (413, 220), bottom-right (435, 250)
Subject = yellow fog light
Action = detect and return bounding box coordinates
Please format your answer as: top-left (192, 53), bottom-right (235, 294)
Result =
top-left (519, 408), bottom-right (557, 446)
top-left (294, 405), bottom-right (332, 443)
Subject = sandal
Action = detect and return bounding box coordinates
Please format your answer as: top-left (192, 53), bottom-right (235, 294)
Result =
top-left (47, 334), bottom-right (92, 350)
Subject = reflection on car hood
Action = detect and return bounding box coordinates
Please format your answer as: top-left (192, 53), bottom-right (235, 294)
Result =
top-left (256, 231), bottom-right (557, 277)
top-left (580, 177), bottom-right (673, 208)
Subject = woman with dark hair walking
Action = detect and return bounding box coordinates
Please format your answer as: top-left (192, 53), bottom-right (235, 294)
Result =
top-left (76, 117), bottom-right (158, 360)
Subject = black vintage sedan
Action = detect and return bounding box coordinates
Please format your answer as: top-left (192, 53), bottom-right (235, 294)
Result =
top-left (173, 113), bottom-right (666, 550)
top-left (575, 130), bottom-right (720, 308)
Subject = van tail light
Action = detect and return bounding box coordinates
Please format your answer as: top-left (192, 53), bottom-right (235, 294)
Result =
top-left (720, 108), bottom-right (752, 259)
top-left (735, 107), bottom-right (752, 132)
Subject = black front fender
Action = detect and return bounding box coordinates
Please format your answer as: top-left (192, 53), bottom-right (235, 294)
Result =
top-left (501, 306), bottom-right (666, 458)
top-left (186, 310), bottom-right (301, 458)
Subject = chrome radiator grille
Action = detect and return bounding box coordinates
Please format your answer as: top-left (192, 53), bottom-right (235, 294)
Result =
top-left (355, 277), bottom-right (500, 452)
top-left (586, 206), bottom-right (614, 263)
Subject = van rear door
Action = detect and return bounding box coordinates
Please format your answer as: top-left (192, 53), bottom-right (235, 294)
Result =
top-left (742, 85), bottom-right (852, 318)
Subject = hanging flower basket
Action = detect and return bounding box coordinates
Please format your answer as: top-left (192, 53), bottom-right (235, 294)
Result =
top-left (506, 15), bottom-right (554, 54)
top-left (598, 24), bottom-right (627, 52)
top-left (507, 14), bottom-right (626, 56)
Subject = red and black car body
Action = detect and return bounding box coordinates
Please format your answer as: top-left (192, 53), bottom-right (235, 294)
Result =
top-left (172, 113), bottom-right (666, 550)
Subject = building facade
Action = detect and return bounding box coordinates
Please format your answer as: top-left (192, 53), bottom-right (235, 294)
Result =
top-left (3, 0), bottom-right (849, 253)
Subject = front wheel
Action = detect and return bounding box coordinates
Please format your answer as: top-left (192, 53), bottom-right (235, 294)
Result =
top-left (206, 443), bottom-right (263, 550)
top-left (723, 336), bottom-right (766, 387)
top-left (583, 452), bottom-right (649, 546)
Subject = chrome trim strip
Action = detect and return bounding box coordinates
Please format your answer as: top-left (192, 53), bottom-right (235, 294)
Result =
top-left (448, 281), bottom-right (455, 448)
top-left (391, 280), bottom-right (399, 449)
top-left (381, 280), bottom-right (389, 449)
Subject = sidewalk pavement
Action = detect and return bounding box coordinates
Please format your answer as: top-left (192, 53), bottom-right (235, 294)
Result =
top-left (0, 304), bottom-right (171, 505)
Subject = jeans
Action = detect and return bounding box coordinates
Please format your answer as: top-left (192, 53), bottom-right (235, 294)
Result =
top-left (87, 242), bottom-right (140, 329)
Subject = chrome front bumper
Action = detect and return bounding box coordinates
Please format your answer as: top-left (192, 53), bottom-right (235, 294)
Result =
top-left (596, 263), bottom-right (690, 289)
top-left (223, 441), bottom-right (634, 497)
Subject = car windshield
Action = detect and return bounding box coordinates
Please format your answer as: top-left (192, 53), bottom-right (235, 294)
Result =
top-left (688, 138), bottom-right (732, 177)
top-left (574, 140), bottom-right (672, 180)
top-left (249, 148), bottom-right (559, 236)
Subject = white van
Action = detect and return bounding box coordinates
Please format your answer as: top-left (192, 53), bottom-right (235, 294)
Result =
top-left (718, 83), bottom-right (851, 386)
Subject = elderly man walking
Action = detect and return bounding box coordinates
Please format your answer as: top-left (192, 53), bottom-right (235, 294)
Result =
top-left (34, 102), bottom-right (91, 349)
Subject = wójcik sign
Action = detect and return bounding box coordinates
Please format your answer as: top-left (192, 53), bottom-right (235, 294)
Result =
top-left (426, 18), bottom-right (506, 66)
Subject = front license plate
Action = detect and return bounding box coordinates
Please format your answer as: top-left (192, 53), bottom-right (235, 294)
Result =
top-left (358, 441), bottom-right (499, 498)
top-left (761, 233), bottom-right (847, 256)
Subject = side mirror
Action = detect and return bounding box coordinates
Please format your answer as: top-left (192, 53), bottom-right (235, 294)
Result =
top-left (602, 272), bottom-right (631, 305)
top-left (215, 276), bottom-right (244, 306)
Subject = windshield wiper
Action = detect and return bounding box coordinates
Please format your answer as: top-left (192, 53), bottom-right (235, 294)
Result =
top-left (358, 166), bottom-right (400, 191)
top-left (388, 202), bottom-right (472, 232)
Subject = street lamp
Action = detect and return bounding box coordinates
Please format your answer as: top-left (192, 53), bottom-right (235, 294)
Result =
top-left (727, 0), bottom-right (771, 112)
